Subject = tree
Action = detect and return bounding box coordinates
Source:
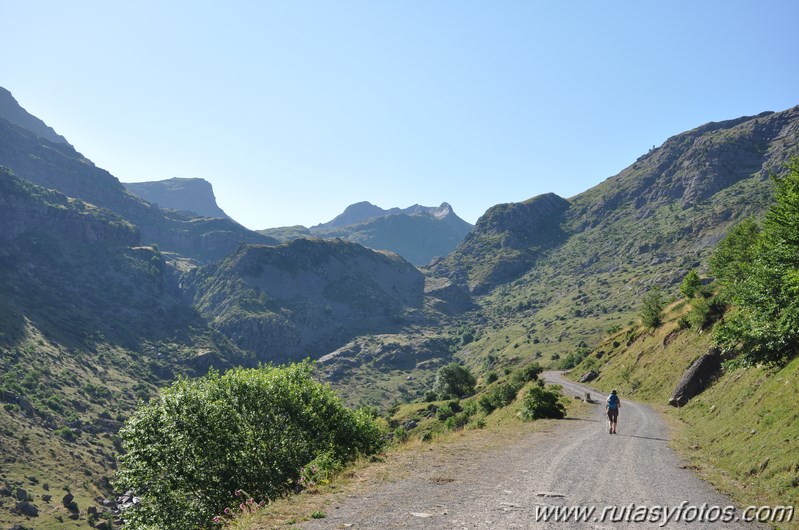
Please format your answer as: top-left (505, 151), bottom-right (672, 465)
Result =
top-left (432, 362), bottom-right (476, 399)
top-left (708, 217), bottom-right (760, 287)
top-left (640, 286), bottom-right (665, 329)
top-left (714, 158), bottom-right (799, 365)
top-left (680, 270), bottom-right (702, 299)
top-left (115, 361), bottom-right (384, 530)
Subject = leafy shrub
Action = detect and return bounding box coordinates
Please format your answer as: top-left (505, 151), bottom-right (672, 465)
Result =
top-left (444, 411), bottom-right (470, 430)
top-left (520, 385), bottom-right (566, 420)
top-left (432, 363), bottom-right (476, 399)
top-left (485, 371), bottom-right (498, 384)
top-left (684, 295), bottom-right (725, 331)
top-left (478, 394), bottom-right (497, 414)
top-left (115, 361), bottom-right (384, 530)
top-left (511, 362), bottom-right (543, 384)
top-left (55, 426), bottom-right (77, 442)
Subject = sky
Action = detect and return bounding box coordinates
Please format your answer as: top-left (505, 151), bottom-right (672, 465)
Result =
top-left (2, 1), bottom-right (798, 230)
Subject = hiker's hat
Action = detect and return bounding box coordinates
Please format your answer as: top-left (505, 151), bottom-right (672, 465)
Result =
top-left (611, 389), bottom-right (617, 394)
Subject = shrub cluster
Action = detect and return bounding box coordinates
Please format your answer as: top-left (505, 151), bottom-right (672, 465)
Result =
top-left (115, 361), bottom-right (383, 530)
top-left (520, 383), bottom-right (566, 420)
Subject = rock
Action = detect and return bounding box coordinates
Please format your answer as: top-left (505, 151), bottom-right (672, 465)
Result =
top-left (578, 370), bottom-right (599, 383)
top-left (668, 347), bottom-right (722, 407)
top-left (403, 420), bottom-right (418, 431)
top-left (62, 492), bottom-right (78, 512)
top-left (62, 492), bottom-right (74, 507)
top-left (95, 523), bottom-right (112, 530)
top-left (0, 485), bottom-right (12, 496)
top-left (42, 494), bottom-right (51, 502)
top-left (13, 500), bottom-right (39, 516)
top-left (9, 524), bottom-right (32, 530)
top-left (14, 488), bottom-right (28, 502)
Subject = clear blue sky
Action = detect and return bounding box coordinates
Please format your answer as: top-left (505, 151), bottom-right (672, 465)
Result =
top-left (3, 1), bottom-right (798, 229)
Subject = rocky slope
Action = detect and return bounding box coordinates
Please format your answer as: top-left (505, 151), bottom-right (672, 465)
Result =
top-left (430, 193), bottom-right (570, 293)
top-left (183, 238), bottom-right (427, 362)
top-left (124, 177), bottom-right (230, 219)
top-left (0, 87), bottom-right (274, 263)
top-left (0, 86), bottom-right (70, 146)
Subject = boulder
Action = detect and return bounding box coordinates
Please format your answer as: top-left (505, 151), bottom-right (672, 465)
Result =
top-left (13, 501), bottom-right (39, 516)
top-left (668, 347), bottom-right (722, 407)
top-left (578, 370), bottom-right (599, 383)
top-left (14, 488), bottom-right (28, 501)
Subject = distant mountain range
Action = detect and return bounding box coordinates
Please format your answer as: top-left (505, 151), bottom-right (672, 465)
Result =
top-left (260, 201), bottom-right (474, 266)
top-left (123, 177), bottom-right (230, 219)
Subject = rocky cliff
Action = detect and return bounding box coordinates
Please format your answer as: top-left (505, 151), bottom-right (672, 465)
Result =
top-left (124, 177), bottom-right (230, 219)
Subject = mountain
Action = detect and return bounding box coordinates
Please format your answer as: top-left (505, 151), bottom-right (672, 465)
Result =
top-left (183, 238), bottom-right (426, 362)
top-left (313, 200), bottom-right (402, 229)
top-left (426, 105), bottom-right (799, 370)
top-left (123, 177), bottom-right (230, 219)
top-left (0, 167), bottom-right (252, 528)
top-left (0, 86), bottom-right (274, 263)
top-left (430, 193), bottom-right (570, 293)
top-left (0, 86), bottom-right (70, 146)
top-left (303, 201), bottom-right (473, 266)
top-left (2, 85), bottom-right (798, 527)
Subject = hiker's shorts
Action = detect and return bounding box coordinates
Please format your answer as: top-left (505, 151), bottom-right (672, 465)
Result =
top-left (607, 408), bottom-right (618, 422)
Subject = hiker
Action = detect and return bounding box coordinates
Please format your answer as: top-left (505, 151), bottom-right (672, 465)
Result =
top-left (606, 389), bottom-right (620, 434)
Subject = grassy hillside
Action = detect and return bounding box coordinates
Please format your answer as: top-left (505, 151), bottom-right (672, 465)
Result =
top-left (570, 302), bottom-right (799, 528)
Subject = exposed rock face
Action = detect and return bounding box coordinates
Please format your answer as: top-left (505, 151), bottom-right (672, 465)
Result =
top-left (124, 177), bottom-right (229, 219)
top-left (579, 370), bottom-right (599, 383)
top-left (185, 238), bottom-right (426, 361)
top-left (668, 347), bottom-right (722, 407)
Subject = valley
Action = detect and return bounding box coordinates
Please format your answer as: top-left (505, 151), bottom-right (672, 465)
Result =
top-left (0, 84), bottom-right (798, 528)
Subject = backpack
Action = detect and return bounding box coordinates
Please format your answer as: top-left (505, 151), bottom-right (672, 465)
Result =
top-left (607, 394), bottom-right (619, 409)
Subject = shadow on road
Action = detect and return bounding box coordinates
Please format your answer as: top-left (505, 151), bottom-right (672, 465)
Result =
top-left (622, 434), bottom-right (669, 442)
top-left (562, 417), bottom-right (600, 423)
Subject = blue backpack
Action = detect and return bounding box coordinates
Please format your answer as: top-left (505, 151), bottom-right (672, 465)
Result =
top-left (607, 394), bottom-right (619, 409)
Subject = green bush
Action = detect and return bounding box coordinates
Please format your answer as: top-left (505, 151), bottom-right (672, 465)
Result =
top-left (115, 361), bottom-right (384, 530)
top-left (55, 426), bottom-right (77, 442)
top-left (511, 362), bottom-right (543, 384)
top-left (520, 385), bottom-right (566, 420)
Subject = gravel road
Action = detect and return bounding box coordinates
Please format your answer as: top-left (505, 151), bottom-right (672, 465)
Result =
top-left (300, 372), bottom-right (763, 529)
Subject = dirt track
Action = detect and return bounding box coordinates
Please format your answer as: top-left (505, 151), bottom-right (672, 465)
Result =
top-left (299, 373), bottom-right (763, 529)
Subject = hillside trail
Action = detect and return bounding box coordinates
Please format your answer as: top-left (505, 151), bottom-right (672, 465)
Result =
top-left (298, 372), bottom-right (765, 529)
